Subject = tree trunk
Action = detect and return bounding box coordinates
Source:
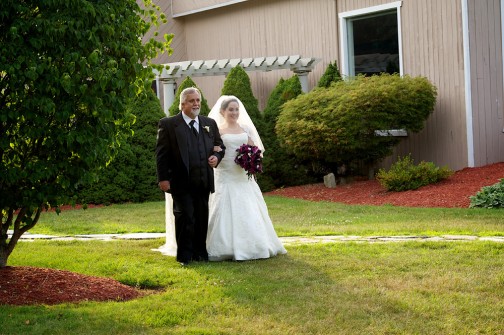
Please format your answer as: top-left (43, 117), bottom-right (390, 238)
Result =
top-left (0, 241), bottom-right (10, 268)
top-left (0, 206), bottom-right (41, 268)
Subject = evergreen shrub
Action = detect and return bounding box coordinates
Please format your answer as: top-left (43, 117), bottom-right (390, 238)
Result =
top-left (276, 74), bottom-right (437, 171)
top-left (76, 90), bottom-right (165, 204)
top-left (317, 61), bottom-right (342, 88)
top-left (260, 75), bottom-right (316, 191)
top-left (469, 179), bottom-right (504, 208)
top-left (376, 155), bottom-right (453, 192)
top-left (221, 66), bottom-right (263, 128)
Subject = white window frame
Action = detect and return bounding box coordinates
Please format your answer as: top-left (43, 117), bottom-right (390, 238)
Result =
top-left (339, 1), bottom-right (403, 78)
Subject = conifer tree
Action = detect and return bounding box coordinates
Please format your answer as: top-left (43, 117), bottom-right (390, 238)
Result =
top-left (260, 75), bottom-right (316, 191)
top-left (317, 61), bottom-right (342, 88)
top-left (221, 66), bottom-right (262, 126)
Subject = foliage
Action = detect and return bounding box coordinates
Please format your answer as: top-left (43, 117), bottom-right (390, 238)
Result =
top-left (276, 74), bottom-right (437, 171)
top-left (168, 76), bottom-right (210, 116)
top-left (317, 60), bottom-right (342, 88)
top-left (260, 75), bottom-right (316, 191)
top-left (75, 89), bottom-right (165, 204)
top-left (221, 66), bottom-right (263, 127)
top-left (376, 155), bottom-right (453, 191)
top-left (0, 0), bottom-right (171, 266)
top-left (469, 179), bottom-right (504, 208)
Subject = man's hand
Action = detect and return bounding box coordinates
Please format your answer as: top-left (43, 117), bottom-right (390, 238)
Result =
top-left (158, 180), bottom-right (170, 192)
top-left (208, 155), bottom-right (218, 168)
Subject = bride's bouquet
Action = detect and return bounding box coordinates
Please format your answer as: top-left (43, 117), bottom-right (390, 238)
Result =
top-left (235, 144), bottom-right (263, 180)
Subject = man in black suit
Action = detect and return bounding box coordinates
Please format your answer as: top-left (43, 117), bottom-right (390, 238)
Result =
top-left (156, 87), bottom-right (225, 265)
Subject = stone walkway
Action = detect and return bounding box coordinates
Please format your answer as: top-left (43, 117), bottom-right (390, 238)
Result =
top-left (11, 231), bottom-right (504, 244)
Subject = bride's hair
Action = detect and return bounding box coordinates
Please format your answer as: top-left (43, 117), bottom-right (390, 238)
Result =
top-left (220, 97), bottom-right (239, 113)
top-left (209, 95), bottom-right (265, 152)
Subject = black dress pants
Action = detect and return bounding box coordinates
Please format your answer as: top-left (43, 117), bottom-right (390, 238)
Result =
top-left (171, 187), bottom-right (209, 262)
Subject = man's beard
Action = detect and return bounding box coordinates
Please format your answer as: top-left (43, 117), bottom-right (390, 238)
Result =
top-left (190, 108), bottom-right (200, 118)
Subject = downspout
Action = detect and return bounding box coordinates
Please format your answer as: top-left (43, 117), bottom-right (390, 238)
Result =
top-left (462, 0), bottom-right (475, 167)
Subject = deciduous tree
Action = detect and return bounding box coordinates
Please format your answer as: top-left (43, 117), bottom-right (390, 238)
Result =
top-left (0, 0), bottom-right (171, 267)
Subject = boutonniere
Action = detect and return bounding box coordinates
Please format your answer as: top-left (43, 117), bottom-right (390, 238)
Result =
top-left (203, 126), bottom-right (210, 133)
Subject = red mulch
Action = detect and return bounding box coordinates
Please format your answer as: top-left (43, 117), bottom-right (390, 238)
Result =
top-left (1, 162), bottom-right (503, 306)
top-left (266, 162), bottom-right (504, 208)
top-left (0, 266), bottom-right (142, 306)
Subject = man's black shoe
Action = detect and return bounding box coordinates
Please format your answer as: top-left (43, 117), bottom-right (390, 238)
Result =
top-left (179, 261), bottom-right (190, 266)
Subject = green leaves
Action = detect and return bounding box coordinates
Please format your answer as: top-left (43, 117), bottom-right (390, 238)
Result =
top-left (0, 0), bottom-right (171, 265)
top-left (277, 74), bottom-right (437, 169)
top-left (470, 179), bottom-right (504, 209)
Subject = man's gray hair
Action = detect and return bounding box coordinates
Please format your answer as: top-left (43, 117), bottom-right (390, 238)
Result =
top-left (179, 87), bottom-right (201, 110)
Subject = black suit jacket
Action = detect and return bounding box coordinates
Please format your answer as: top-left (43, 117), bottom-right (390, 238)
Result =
top-left (155, 113), bottom-right (225, 194)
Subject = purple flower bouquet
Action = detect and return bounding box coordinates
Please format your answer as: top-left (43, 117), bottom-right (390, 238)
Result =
top-left (234, 144), bottom-right (263, 180)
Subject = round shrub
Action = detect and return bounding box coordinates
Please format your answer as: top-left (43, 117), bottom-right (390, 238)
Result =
top-left (276, 74), bottom-right (437, 170)
top-left (376, 155), bottom-right (453, 191)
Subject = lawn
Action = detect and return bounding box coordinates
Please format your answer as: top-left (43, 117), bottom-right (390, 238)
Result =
top-left (2, 197), bottom-right (503, 334)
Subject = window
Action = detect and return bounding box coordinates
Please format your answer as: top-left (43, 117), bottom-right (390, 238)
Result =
top-left (339, 2), bottom-right (403, 77)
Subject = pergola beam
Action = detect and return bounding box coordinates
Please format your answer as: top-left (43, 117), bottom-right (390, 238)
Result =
top-left (154, 55), bottom-right (320, 116)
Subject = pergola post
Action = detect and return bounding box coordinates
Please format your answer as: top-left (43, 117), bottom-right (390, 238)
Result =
top-left (295, 71), bottom-right (310, 93)
top-left (161, 78), bottom-right (177, 116)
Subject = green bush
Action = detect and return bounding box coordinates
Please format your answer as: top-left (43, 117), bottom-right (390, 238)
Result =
top-left (75, 90), bottom-right (165, 204)
top-left (260, 75), bottom-right (317, 191)
top-left (469, 179), bottom-right (504, 208)
top-left (276, 74), bottom-right (437, 170)
top-left (317, 60), bottom-right (342, 88)
top-left (169, 76), bottom-right (211, 116)
top-left (376, 155), bottom-right (453, 192)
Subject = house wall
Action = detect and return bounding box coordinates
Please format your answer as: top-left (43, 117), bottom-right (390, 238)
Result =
top-left (179, 0), bottom-right (339, 111)
top-left (467, 0), bottom-right (504, 167)
top-left (147, 0), bottom-right (504, 171)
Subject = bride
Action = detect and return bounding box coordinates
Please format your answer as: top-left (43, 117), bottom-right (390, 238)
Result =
top-left (206, 95), bottom-right (287, 261)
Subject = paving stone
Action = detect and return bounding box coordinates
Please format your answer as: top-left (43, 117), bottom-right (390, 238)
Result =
top-left (441, 235), bottom-right (478, 241)
top-left (10, 231), bottom-right (504, 244)
top-left (115, 233), bottom-right (165, 240)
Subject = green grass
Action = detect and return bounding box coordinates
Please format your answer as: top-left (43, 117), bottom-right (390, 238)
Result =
top-left (32, 196), bottom-right (504, 237)
top-left (3, 240), bottom-right (504, 334)
top-left (3, 197), bottom-right (503, 334)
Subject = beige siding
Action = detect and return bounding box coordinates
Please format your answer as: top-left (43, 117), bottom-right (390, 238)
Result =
top-left (467, 0), bottom-right (504, 166)
top-left (393, 0), bottom-right (468, 170)
top-left (181, 0), bottom-right (339, 110)
top-left (299, 0), bottom-right (470, 170)
top-left (144, 0), bottom-right (503, 172)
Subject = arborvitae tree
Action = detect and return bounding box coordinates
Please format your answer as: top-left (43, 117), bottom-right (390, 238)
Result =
top-left (317, 61), bottom-right (342, 88)
top-left (76, 89), bottom-right (165, 204)
top-left (260, 75), bottom-right (316, 191)
top-left (221, 66), bottom-right (262, 126)
top-left (169, 76), bottom-right (211, 116)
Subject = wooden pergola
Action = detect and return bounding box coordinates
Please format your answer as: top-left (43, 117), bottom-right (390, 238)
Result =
top-left (154, 55), bottom-right (320, 116)
top-left (152, 55), bottom-right (320, 256)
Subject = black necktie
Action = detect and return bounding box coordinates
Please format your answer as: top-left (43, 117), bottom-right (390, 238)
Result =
top-left (189, 120), bottom-right (198, 137)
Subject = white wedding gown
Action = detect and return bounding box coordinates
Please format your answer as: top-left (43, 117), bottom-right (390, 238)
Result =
top-left (207, 133), bottom-right (287, 261)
